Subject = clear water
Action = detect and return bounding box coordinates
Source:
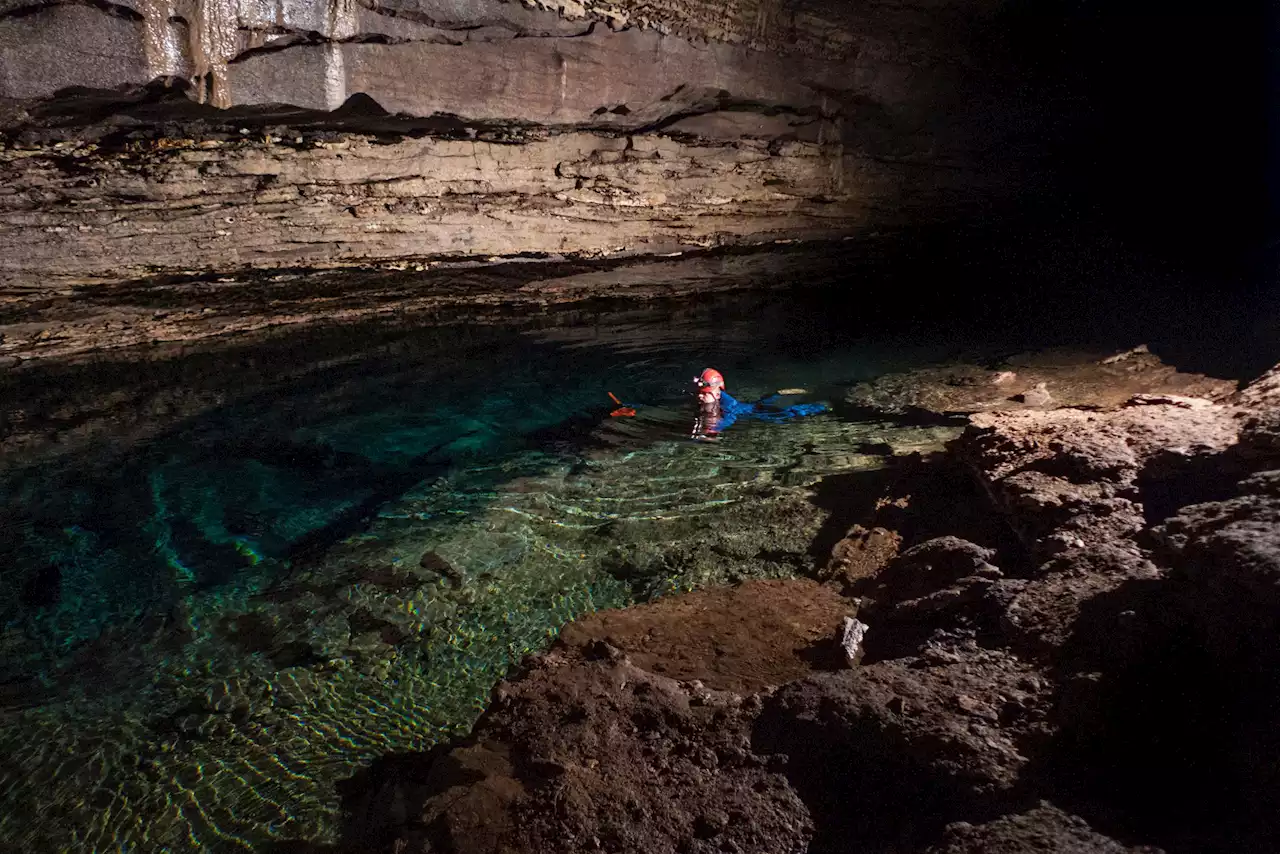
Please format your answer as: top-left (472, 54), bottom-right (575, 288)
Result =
top-left (0, 288), bottom-right (1057, 851)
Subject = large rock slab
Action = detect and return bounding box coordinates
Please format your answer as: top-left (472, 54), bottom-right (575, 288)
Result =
top-left (956, 396), bottom-right (1240, 561)
top-left (559, 578), bottom-right (852, 692)
top-left (844, 346), bottom-right (1236, 418)
top-left (761, 646), bottom-right (1052, 802)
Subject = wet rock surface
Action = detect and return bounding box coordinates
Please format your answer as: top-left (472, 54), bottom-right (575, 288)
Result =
top-left (843, 346), bottom-right (1236, 418)
top-left (356, 351), bottom-right (1280, 854)
top-left (956, 396), bottom-right (1241, 561)
top-left (823, 523), bottom-right (902, 588)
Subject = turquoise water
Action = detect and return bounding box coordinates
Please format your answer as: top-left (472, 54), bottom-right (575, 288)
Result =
top-left (0, 289), bottom-right (970, 851)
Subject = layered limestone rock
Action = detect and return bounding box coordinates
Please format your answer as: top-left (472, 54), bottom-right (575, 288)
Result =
top-left (0, 132), bottom-right (878, 285)
top-left (0, 0), bottom-right (1033, 288)
top-left (0, 0), bottom-right (991, 105)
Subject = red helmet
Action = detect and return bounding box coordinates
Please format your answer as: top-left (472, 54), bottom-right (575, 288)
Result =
top-left (696, 368), bottom-right (725, 390)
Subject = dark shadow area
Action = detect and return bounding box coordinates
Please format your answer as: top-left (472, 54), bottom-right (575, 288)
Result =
top-left (825, 401), bottom-right (968, 428)
top-left (1038, 3), bottom-right (1269, 277)
top-left (805, 466), bottom-right (899, 562)
top-left (815, 216), bottom-right (1277, 384)
top-left (1027, 576), bottom-right (1280, 854)
top-left (1136, 449), bottom-right (1249, 527)
top-left (331, 748), bottom-right (453, 853)
top-left (266, 747), bottom-right (452, 853)
top-left (807, 453), bottom-right (1028, 578)
top-left (752, 689), bottom-right (1022, 854)
top-left (794, 635), bottom-right (854, 673)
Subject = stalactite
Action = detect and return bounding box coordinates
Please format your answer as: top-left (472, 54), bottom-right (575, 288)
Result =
top-left (139, 0), bottom-right (186, 80)
top-left (325, 0), bottom-right (357, 37)
top-left (147, 0), bottom-right (359, 110)
top-left (323, 0), bottom-right (357, 110)
top-left (183, 0), bottom-right (240, 108)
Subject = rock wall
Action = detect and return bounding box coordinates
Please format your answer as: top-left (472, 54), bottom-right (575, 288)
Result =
top-left (0, 132), bottom-right (910, 285)
top-left (0, 0), bottom-right (1032, 288)
top-left (0, 0), bottom-right (996, 101)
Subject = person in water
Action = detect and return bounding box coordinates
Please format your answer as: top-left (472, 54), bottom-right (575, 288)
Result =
top-left (692, 367), bottom-right (729, 440)
top-left (690, 367), bottom-right (825, 440)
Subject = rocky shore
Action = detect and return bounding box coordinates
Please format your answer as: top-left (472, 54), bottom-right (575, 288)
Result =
top-left (342, 351), bottom-right (1279, 854)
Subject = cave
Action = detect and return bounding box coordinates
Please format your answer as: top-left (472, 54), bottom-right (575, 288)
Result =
top-left (0, 1), bottom-right (1275, 852)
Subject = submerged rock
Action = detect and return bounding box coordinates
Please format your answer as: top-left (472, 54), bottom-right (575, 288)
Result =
top-left (1010, 381), bottom-right (1053, 407)
top-left (419, 550), bottom-right (464, 586)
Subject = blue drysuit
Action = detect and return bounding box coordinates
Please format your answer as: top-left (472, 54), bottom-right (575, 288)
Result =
top-left (693, 391), bottom-right (826, 439)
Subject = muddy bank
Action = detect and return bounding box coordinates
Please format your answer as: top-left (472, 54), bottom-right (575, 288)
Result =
top-left (338, 352), bottom-right (1280, 854)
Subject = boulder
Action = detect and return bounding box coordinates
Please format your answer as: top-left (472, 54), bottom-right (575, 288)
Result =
top-left (824, 524), bottom-right (902, 587)
top-left (927, 803), bottom-right (1164, 853)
